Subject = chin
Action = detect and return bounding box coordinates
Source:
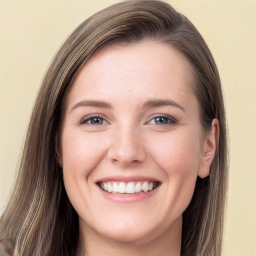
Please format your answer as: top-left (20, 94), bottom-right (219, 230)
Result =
top-left (89, 214), bottom-right (181, 246)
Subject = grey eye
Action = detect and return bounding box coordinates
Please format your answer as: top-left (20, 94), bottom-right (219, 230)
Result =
top-left (82, 116), bottom-right (106, 125)
top-left (154, 116), bottom-right (171, 125)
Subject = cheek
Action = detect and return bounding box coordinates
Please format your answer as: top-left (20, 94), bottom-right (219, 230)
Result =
top-left (148, 130), bottom-right (201, 212)
top-left (61, 130), bottom-right (109, 213)
top-left (61, 130), bottom-right (107, 174)
top-left (61, 130), bottom-right (107, 198)
top-left (150, 129), bottom-right (202, 175)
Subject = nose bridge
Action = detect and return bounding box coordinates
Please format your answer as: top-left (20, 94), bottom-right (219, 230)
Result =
top-left (108, 121), bottom-right (146, 166)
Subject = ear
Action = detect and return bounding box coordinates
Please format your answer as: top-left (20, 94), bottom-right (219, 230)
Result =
top-left (198, 119), bottom-right (219, 179)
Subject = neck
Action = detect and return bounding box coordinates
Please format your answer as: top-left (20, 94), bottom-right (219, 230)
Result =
top-left (76, 217), bottom-right (182, 256)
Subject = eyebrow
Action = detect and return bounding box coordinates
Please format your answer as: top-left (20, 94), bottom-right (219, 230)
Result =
top-left (142, 99), bottom-right (185, 112)
top-left (70, 98), bottom-right (185, 113)
top-left (70, 100), bottom-right (112, 112)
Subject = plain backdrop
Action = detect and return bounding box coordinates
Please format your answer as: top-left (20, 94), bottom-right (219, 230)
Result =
top-left (0, 0), bottom-right (255, 255)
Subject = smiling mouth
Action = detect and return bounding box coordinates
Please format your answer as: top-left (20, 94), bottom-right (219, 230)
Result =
top-left (98, 181), bottom-right (160, 194)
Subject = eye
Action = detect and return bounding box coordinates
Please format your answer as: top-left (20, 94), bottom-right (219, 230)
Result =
top-left (81, 115), bottom-right (107, 125)
top-left (149, 115), bottom-right (177, 125)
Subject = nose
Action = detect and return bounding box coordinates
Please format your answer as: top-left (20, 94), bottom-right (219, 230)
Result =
top-left (107, 125), bottom-right (146, 167)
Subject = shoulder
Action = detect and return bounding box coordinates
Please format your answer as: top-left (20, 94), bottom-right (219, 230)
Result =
top-left (0, 239), bottom-right (13, 256)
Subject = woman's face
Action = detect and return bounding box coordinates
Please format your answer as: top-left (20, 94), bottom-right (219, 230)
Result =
top-left (60, 42), bottom-right (215, 245)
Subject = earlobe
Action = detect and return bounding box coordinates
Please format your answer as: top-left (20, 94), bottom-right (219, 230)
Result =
top-left (198, 119), bottom-right (219, 179)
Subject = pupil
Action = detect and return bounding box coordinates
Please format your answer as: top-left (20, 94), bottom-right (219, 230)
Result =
top-left (156, 117), bottom-right (167, 124)
top-left (92, 117), bottom-right (102, 124)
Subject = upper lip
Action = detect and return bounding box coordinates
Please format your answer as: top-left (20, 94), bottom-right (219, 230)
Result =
top-left (95, 176), bottom-right (160, 183)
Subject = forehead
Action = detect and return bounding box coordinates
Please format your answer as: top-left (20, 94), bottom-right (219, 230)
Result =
top-left (65, 42), bottom-right (196, 110)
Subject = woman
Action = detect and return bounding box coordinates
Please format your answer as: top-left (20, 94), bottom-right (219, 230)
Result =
top-left (0, 0), bottom-right (228, 255)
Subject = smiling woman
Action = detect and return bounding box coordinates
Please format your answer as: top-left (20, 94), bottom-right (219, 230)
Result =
top-left (0, 1), bottom-right (227, 256)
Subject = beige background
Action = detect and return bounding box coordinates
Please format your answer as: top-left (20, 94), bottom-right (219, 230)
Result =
top-left (0, 0), bottom-right (255, 255)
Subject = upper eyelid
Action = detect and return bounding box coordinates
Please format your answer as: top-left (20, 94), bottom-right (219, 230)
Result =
top-left (147, 114), bottom-right (177, 123)
top-left (79, 113), bottom-right (177, 124)
top-left (80, 114), bottom-right (109, 124)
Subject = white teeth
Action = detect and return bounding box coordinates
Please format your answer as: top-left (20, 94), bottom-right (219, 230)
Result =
top-left (99, 181), bottom-right (157, 194)
top-left (113, 182), bottom-right (119, 193)
top-left (126, 182), bottom-right (135, 194)
top-left (142, 181), bottom-right (149, 192)
top-left (135, 182), bottom-right (141, 193)
top-left (118, 182), bottom-right (126, 193)
top-left (148, 182), bottom-right (153, 191)
top-left (107, 183), bottom-right (113, 193)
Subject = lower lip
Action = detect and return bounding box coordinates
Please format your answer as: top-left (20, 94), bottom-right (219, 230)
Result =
top-left (97, 185), bottom-right (160, 203)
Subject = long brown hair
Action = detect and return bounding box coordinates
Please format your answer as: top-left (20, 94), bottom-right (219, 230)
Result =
top-left (0, 1), bottom-right (227, 255)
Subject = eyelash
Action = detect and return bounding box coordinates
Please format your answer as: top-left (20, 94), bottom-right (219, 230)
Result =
top-left (148, 115), bottom-right (177, 126)
top-left (80, 114), bottom-right (177, 126)
top-left (81, 114), bottom-right (108, 125)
